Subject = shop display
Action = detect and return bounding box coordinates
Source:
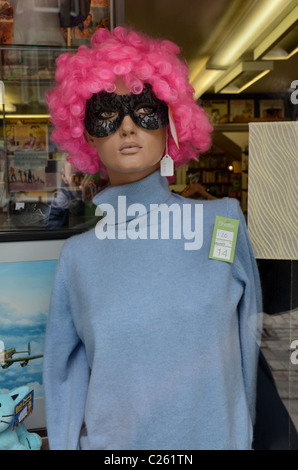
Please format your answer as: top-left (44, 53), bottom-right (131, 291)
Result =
top-left (0, 0), bottom-right (297, 453)
top-left (0, 117), bottom-right (103, 232)
top-left (0, 1), bottom-right (111, 236)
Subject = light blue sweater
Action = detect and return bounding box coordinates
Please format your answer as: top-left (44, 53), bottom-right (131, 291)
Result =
top-left (43, 170), bottom-right (262, 450)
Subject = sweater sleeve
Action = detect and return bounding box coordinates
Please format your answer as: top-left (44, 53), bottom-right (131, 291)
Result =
top-left (229, 199), bottom-right (263, 425)
top-left (43, 251), bottom-right (90, 450)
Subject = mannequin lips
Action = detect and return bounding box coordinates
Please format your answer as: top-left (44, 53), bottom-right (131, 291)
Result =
top-left (119, 142), bottom-right (142, 154)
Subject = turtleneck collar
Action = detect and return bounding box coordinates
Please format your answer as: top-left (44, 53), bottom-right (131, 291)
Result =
top-left (93, 170), bottom-right (172, 223)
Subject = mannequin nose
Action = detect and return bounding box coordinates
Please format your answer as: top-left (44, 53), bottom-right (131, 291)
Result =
top-left (119, 115), bottom-right (137, 136)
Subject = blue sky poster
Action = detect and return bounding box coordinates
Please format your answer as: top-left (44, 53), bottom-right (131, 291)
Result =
top-left (0, 259), bottom-right (57, 398)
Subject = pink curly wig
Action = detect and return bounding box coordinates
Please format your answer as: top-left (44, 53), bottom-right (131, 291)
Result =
top-left (46, 26), bottom-right (213, 175)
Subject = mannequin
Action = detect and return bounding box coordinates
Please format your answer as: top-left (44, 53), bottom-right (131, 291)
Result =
top-left (43, 27), bottom-right (262, 450)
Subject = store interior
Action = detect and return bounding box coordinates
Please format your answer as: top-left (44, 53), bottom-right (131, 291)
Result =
top-left (0, 0), bottom-right (297, 450)
top-left (125, 0), bottom-right (298, 209)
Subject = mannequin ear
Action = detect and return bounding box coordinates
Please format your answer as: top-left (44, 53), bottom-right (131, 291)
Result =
top-left (84, 129), bottom-right (96, 148)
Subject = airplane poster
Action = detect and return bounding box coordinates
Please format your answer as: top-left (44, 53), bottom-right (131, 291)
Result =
top-left (0, 259), bottom-right (57, 399)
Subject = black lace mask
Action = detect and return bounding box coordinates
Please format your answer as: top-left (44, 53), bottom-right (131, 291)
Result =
top-left (84, 84), bottom-right (169, 137)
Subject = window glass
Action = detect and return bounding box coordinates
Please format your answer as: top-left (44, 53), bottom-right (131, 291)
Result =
top-left (0, 0), bottom-right (110, 239)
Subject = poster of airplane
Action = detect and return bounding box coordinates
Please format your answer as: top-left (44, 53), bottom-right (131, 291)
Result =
top-left (0, 259), bottom-right (57, 398)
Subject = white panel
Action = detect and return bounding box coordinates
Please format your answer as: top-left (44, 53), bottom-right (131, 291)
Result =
top-left (248, 121), bottom-right (298, 259)
top-left (0, 239), bottom-right (65, 263)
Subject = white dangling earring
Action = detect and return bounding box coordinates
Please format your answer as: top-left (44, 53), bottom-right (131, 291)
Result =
top-left (160, 128), bottom-right (174, 177)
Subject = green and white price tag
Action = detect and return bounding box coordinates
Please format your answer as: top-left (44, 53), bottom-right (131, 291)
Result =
top-left (209, 216), bottom-right (239, 263)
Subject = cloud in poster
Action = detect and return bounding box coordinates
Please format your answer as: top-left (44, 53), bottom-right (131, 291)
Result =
top-left (0, 299), bottom-right (47, 338)
top-left (0, 260), bottom-right (56, 317)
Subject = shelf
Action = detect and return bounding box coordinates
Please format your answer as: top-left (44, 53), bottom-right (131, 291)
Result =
top-left (188, 167), bottom-right (231, 171)
top-left (0, 45), bottom-right (78, 84)
top-left (214, 123), bottom-right (249, 132)
top-left (0, 45), bottom-right (77, 53)
top-left (213, 119), bottom-right (291, 133)
top-left (200, 182), bottom-right (232, 185)
top-left (2, 78), bottom-right (55, 84)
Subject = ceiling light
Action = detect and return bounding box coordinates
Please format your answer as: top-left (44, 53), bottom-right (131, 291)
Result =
top-left (206, 0), bottom-right (295, 69)
top-left (192, 0), bottom-right (296, 97)
top-left (254, 5), bottom-right (298, 60)
top-left (214, 61), bottom-right (274, 94)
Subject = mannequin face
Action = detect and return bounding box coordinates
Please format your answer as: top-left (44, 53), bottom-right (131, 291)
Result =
top-left (84, 80), bottom-right (167, 186)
